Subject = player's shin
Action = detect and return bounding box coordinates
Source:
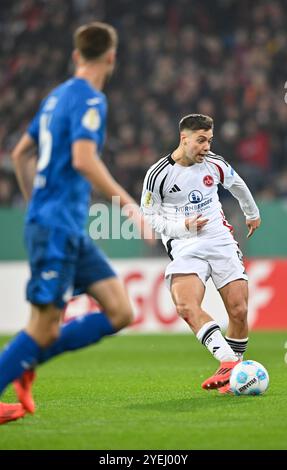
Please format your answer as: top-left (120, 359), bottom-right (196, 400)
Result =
top-left (0, 331), bottom-right (41, 395)
top-left (196, 321), bottom-right (238, 362)
top-left (38, 312), bottom-right (117, 364)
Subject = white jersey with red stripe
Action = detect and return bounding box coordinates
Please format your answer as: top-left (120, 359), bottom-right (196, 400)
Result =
top-left (141, 151), bottom-right (260, 260)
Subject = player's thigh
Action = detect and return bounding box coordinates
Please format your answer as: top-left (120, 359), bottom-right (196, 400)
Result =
top-left (171, 273), bottom-right (206, 310)
top-left (219, 279), bottom-right (248, 314)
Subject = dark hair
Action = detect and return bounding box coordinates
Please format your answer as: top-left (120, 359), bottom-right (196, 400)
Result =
top-left (74, 22), bottom-right (118, 61)
top-left (179, 114), bottom-right (213, 132)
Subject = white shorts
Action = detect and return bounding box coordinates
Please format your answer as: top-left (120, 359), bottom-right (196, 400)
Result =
top-left (165, 239), bottom-right (248, 290)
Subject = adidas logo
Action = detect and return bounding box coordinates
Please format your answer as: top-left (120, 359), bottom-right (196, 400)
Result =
top-left (169, 184), bottom-right (181, 193)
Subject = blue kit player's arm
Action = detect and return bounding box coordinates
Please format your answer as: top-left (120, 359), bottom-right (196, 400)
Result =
top-left (11, 106), bottom-right (42, 201)
top-left (11, 132), bottom-right (37, 201)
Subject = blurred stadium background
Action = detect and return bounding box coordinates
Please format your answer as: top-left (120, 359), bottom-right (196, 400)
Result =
top-left (0, 0), bottom-right (286, 333)
top-left (0, 0), bottom-right (287, 451)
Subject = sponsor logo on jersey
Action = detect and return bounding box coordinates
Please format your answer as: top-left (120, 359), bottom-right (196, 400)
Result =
top-left (175, 197), bottom-right (213, 214)
top-left (188, 190), bottom-right (203, 204)
top-left (203, 175), bottom-right (214, 187)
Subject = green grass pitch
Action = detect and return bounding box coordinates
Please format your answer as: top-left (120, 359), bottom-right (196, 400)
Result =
top-left (0, 332), bottom-right (286, 450)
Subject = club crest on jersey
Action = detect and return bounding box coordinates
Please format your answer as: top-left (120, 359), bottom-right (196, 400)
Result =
top-left (188, 190), bottom-right (203, 204)
top-left (203, 175), bottom-right (214, 187)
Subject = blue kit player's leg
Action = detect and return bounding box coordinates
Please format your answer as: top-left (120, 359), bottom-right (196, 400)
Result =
top-left (0, 223), bottom-right (78, 415)
top-left (38, 236), bottom-right (133, 364)
top-left (11, 234), bottom-right (134, 415)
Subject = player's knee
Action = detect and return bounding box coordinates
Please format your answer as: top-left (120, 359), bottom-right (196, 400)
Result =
top-left (49, 327), bottom-right (61, 343)
top-left (116, 304), bottom-right (134, 329)
top-left (228, 301), bottom-right (248, 323)
top-left (106, 301), bottom-right (134, 330)
top-left (176, 303), bottom-right (199, 327)
top-left (28, 304), bottom-right (62, 347)
top-left (43, 322), bottom-right (61, 346)
top-left (37, 326), bottom-right (60, 348)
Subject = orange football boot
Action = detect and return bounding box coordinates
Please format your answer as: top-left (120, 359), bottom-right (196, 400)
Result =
top-left (0, 402), bottom-right (26, 425)
top-left (201, 360), bottom-right (240, 390)
top-left (217, 383), bottom-right (234, 394)
top-left (13, 370), bottom-right (36, 414)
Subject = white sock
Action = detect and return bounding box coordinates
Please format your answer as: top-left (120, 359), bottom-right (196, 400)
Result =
top-left (225, 336), bottom-right (249, 361)
top-left (196, 321), bottom-right (238, 362)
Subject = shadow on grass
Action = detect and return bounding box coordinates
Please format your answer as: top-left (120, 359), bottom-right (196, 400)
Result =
top-left (126, 395), bottom-right (251, 413)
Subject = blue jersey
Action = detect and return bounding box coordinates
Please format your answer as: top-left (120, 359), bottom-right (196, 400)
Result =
top-left (27, 77), bottom-right (107, 234)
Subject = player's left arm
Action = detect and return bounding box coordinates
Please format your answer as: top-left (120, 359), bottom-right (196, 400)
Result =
top-left (223, 168), bottom-right (261, 238)
top-left (11, 133), bottom-right (37, 202)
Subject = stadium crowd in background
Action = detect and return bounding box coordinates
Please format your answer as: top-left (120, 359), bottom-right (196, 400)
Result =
top-left (0, 0), bottom-right (287, 207)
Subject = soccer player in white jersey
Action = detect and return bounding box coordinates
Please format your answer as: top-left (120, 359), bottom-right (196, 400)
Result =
top-left (141, 114), bottom-right (261, 394)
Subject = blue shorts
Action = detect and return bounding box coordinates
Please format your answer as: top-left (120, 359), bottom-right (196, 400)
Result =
top-left (24, 223), bottom-right (116, 309)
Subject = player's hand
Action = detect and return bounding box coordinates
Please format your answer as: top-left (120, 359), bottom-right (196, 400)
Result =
top-left (185, 214), bottom-right (209, 232)
top-left (246, 217), bottom-right (261, 238)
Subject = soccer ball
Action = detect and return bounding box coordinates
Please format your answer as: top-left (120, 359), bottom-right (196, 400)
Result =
top-left (230, 360), bottom-right (269, 396)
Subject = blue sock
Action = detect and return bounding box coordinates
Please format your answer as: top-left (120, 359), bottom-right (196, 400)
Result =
top-left (39, 312), bottom-right (116, 364)
top-left (0, 331), bottom-right (42, 395)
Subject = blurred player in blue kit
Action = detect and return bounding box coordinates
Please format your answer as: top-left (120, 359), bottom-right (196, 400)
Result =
top-left (0, 21), bottom-right (151, 424)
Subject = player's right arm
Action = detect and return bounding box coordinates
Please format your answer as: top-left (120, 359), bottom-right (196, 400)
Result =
top-left (140, 169), bottom-right (208, 238)
top-left (11, 133), bottom-right (37, 202)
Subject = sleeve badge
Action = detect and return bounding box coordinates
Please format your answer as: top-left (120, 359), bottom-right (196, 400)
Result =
top-left (143, 190), bottom-right (154, 208)
top-left (82, 108), bottom-right (100, 131)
